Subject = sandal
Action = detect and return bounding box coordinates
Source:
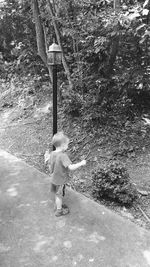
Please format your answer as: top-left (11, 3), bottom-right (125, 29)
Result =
top-left (55, 207), bottom-right (70, 217)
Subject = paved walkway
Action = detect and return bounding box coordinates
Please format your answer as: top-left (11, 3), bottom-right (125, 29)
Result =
top-left (0, 149), bottom-right (150, 267)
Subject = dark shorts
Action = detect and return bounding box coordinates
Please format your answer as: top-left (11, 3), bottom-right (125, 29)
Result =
top-left (50, 183), bottom-right (66, 197)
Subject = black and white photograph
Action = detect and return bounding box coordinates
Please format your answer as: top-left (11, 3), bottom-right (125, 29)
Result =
top-left (0, 0), bottom-right (150, 266)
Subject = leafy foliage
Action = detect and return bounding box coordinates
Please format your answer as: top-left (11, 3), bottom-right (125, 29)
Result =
top-left (56, 0), bottom-right (150, 122)
top-left (0, 0), bottom-right (47, 79)
top-left (92, 161), bottom-right (138, 206)
top-left (0, 0), bottom-right (150, 119)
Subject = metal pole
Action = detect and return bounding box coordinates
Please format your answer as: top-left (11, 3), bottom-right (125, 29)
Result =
top-left (53, 64), bottom-right (57, 150)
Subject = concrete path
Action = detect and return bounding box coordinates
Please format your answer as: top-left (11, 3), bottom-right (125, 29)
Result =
top-left (0, 149), bottom-right (150, 267)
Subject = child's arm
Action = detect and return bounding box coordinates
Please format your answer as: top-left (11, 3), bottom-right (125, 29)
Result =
top-left (44, 150), bottom-right (51, 164)
top-left (68, 160), bottom-right (86, 171)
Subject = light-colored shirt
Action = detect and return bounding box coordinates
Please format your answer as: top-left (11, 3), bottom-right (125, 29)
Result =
top-left (49, 151), bottom-right (71, 185)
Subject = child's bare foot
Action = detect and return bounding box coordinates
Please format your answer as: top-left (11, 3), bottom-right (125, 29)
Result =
top-left (55, 207), bottom-right (69, 217)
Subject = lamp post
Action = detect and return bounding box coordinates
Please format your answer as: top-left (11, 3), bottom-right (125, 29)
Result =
top-left (47, 40), bottom-right (62, 149)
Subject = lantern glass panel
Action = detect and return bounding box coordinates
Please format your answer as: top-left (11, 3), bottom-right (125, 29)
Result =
top-left (47, 52), bottom-right (54, 65)
top-left (47, 51), bottom-right (62, 65)
top-left (55, 52), bottom-right (62, 64)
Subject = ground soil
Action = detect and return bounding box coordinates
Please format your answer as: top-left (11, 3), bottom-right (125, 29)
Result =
top-left (0, 79), bottom-right (150, 230)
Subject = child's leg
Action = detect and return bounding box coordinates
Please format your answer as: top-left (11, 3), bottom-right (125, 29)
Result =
top-left (55, 185), bottom-right (69, 216)
top-left (55, 195), bottom-right (62, 210)
top-left (50, 183), bottom-right (56, 203)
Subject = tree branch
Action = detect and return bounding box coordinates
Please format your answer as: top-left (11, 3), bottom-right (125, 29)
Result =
top-left (47, 0), bottom-right (73, 89)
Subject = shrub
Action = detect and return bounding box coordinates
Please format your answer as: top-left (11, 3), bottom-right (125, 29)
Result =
top-left (92, 161), bottom-right (138, 206)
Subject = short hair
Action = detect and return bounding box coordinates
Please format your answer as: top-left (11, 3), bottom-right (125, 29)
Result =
top-left (52, 132), bottom-right (69, 148)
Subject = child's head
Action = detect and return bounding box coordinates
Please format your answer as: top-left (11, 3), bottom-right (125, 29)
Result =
top-left (52, 132), bottom-right (69, 151)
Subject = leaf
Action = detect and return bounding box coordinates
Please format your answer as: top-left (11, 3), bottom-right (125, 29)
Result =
top-left (142, 9), bottom-right (149, 16)
top-left (145, 30), bottom-right (150, 37)
top-left (110, 31), bottom-right (117, 37)
top-left (139, 36), bottom-right (147, 44)
top-left (128, 12), bottom-right (140, 20)
top-left (143, 117), bottom-right (150, 125)
top-left (95, 47), bottom-right (100, 54)
top-left (93, 156), bottom-right (98, 162)
top-left (136, 24), bottom-right (146, 32)
top-left (137, 190), bottom-right (149, 196)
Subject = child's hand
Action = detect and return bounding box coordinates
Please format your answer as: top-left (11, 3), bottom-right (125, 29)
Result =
top-left (81, 159), bottom-right (86, 166)
top-left (44, 150), bottom-right (50, 163)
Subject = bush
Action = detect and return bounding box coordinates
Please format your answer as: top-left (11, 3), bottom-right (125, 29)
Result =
top-left (92, 161), bottom-right (138, 206)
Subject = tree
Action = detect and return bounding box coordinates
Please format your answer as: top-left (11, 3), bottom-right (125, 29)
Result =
top-left (32, 0), bottom-right (53, 82)
top-left (0, 0), bottom-right (41, 78)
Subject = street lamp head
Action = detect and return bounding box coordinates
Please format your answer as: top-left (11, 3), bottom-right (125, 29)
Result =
top-left (47, 41), bottom-right (62, 66)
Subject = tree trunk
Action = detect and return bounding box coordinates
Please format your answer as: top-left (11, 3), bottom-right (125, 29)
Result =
top-left (105, 0), bottom-right (120, 77)
top-left (106, 32), bottom-right (120, 77)
top-left (113, 0), bottom-right (120, 11)
top-left (47, 0), bottom-right (73, 89)
top-left (43, 23), bottom-right (53, 83)
top-left (32, 0), bottom-right (53, 82)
